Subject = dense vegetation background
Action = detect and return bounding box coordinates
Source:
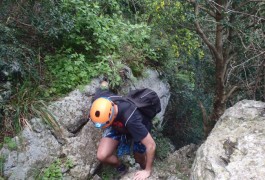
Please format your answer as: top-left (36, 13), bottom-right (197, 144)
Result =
top-left (0, 0), bottom-right (264, 150)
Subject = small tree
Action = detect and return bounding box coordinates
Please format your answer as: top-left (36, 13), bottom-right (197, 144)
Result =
top-left (137, 0), bottom-right (264, 138)
top-left (187, 0), bottom-right (265, 136)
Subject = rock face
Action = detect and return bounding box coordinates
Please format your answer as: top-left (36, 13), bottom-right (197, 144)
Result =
top-left (0, 69), bottom-right (170, 180)
top-left (118, 144), bottom-right (198, 180)
top-left (190, 100), bottom-right (265, 180)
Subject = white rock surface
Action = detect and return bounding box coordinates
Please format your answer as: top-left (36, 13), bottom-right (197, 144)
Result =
top-left (191, 100), bottom-right (265, 180)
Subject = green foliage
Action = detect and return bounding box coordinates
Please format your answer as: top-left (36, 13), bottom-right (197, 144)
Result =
top-left (31, 101), bottom-right (61, 134)
top-left (134, 0), bottom-right (203, 61)
top-left (0, 0), bottom-right (63, 140)
top-left (37, 158), bottom-right (73, 180)
top-left (98, 164), bottom-right (119, 180)
top-left (3, 137), bottom-right (17, 151)
top-left (162, 57), bottom-right (213, 148)
top-left (151, 118), bottom-right (172, 160)
top-left (42, 159), bottom-right (62, 180)
top-left (31, 1), bottom-right (74, 40)
top-left (133, 0), bottom-right (209, 146)
top-left (1, 0), bottom-right (156, 141)
top-left (44, 53), bottom-right (94, 96)
top-left (185, 0), bottom-right (264, 103)
top-left (145, 0), bottom-right (208, 139)
top-left (44, 0), bottom-right (155, 94)
top-left (0, 155), bottom-right (5, 177)
top-left (0, 23), bottom-right (38, 90)
top-left (154, 134), bottom-right (172, 160)
top-left (0, 0), bottom-right (73, 40)
top-left (3, 80), bottom-right (47, 134)
top-left (64, 158), bottom-right (74, 169)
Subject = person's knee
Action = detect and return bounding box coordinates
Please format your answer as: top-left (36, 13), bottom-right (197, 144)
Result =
top-left (97, 150), bottom-right (108, 162)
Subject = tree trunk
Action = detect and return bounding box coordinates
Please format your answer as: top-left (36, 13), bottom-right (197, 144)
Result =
top-left (194, 0), bottom-right (228, 137)
top-left (192, 0), bottom-right (263, 137)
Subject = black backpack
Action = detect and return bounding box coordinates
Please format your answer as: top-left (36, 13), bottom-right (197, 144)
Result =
top-left (108, 88), bottom-right (161, 120)
top-left (125, 88), bottom-right (161, 119)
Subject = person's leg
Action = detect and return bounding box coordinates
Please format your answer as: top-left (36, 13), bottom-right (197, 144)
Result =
top-left (133, 142), bottom-right (147, 169)
top-left (97, 135), bottom-right (127, 175)
top-left (134, 152), bottom-right (146, 169)
top-left (97, 137), bottom-right (121, 167)
top-left (97, 127), bottom-right (127, 175)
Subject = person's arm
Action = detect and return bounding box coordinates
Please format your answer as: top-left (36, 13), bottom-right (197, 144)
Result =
top-left (133, 132), bottom-right (156, 180)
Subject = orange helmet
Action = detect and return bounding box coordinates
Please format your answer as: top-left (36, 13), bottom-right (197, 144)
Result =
top-left (89, 97), bottom-right (115, 128)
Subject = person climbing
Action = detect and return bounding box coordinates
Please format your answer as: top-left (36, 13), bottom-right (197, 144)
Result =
top-left (89, 81), bottom-right (160, 180)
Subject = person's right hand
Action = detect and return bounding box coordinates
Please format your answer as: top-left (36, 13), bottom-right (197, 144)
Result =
top-left (133, 169), bottom-right (151, 180)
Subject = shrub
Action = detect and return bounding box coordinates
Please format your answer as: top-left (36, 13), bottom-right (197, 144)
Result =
top-left (3, 137), bottom-right (17, 151)
top-left (44, 0), bottom-right (156, 94)
top-left (36, 158), bottom-right (73, 180)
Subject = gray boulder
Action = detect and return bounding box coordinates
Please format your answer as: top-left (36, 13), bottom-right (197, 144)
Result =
top-left (0, 69), bottom-right (170, 180)
top-left (118, 144), bottom-right (198, 180)
top-left (190, 100), bottom-right (265, 180)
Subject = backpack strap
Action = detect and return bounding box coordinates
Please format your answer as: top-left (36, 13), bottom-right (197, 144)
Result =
top-left (124, 107), bottom-right (137, 127)
top-left (108, 95), bottom-right (137, 127)
top-left (108, 95), bottom-right (123, 99)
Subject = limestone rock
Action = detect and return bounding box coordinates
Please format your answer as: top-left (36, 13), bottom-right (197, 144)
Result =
top-left (0, 69), bottom-right (170, 180)
top-left (190, 100), bottom-right (265, 180)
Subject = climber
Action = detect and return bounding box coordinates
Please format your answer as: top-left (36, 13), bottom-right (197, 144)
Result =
top-left (89, 81), bottom-right (158, 180)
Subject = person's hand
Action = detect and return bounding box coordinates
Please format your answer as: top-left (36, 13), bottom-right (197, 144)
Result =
top-left (133, 169), bottom-right (151, 180)
top-left (100, 81), bottom-right (109, 90)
